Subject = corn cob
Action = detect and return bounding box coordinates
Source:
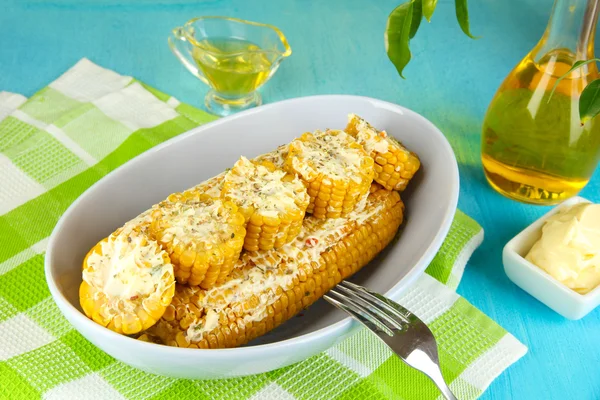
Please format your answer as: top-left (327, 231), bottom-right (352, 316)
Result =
top-left (284, 130), bottom-right (375, 219)
top-left (187, 173), bottom-right (227, 199)
top-left (80, 227), bottom-right (175, 335)
top-left (253, 144), bottom-right (289, 168)
top-left (346, 114), bottom-right (420, 191)
top-left (138, 186), bottom-right (404, 349)
top-left (221, 157), bottom-right (309, 252)
top-left (149, 192), bottom-right (246, 289)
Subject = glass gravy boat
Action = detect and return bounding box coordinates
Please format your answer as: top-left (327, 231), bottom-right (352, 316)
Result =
top-left (169, 16), bottom-right (292, 116)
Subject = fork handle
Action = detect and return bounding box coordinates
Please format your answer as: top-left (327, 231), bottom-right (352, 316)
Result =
top-left (436, 384), bottom-right (457, 400)
top-left (426, 367), bottom-right (458, 400)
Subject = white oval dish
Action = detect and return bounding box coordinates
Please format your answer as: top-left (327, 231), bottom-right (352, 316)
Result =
top-left (503, 196), bottom-right (600, 320)
top-left (45, 95), bottom-right (459, 379)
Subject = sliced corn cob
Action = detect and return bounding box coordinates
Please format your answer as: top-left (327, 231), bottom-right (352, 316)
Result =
top-left (80, 227), bottom-right (175, 335)
top-left (253, 144), bottom-right (289, 168)
top-left (346, 114), bottom-right (420, 191)
top-left (114, 209), bottom-right (153, 237)
top-left (186, 173), bottom-right (227, 198)
top-left (149, 192), bottom-right (246, 289)
top-left (221, 157), bottom-right (309, 252)
top-left (158, 146), bottom-right (289, 206)
top-left (284, 129), bottom-right (375, 219)
top-left (138, 186), bottom-right (404, 349)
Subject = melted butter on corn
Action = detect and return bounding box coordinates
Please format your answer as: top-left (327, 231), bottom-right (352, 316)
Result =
top-left (201, 308), bottom-right (220, 333)
top-left (185, 196), bottom-right (384, 342)
top-left (193, 173), bottom-right (226, 198)
top-left (291, 130), bottom-right (366, 183)
top-left (224, 157), bottom-right (307, 219)
top-left (161, 200), bottom-right (232, 244)
top-left (254, 145), bottom-right (289, 168)
top-left (347, 113), bottom-right (389, 154)
top-left (83, 233), bottom-right (172, 309)
top-left (117, 209), bottom-right (153, 236)
top-left (347, 190), bottom-right (370, 214)
top-left (346, 114), bottom-right (420, 192)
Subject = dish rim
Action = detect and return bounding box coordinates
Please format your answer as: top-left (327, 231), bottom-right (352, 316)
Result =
top-left (45, 94), bottom-right (459, 358)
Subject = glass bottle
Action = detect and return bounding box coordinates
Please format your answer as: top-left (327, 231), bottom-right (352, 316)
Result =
top-left (169, 17), bottom-right (291, 117)
top-left (481, 0), bottom-right (600, 205)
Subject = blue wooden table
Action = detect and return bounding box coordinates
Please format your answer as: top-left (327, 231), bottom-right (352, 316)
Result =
top-left (2, 0), bottom-right (599, 398)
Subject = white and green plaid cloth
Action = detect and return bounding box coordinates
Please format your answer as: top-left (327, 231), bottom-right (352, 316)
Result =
top-left (0, 59), bottom-right (526, 400)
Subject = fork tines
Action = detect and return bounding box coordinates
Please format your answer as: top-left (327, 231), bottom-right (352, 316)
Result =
top-left (324, 281), bottom-right (458, 400)
top-left (324, 281), bottom-right (410, 336)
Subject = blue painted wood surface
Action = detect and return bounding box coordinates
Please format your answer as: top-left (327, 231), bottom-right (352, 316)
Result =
top-left (1, 0), bottom-right (599, 398)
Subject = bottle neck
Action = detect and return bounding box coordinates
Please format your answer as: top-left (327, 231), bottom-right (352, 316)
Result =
top-left (536, 0), bottom-right (599, 62)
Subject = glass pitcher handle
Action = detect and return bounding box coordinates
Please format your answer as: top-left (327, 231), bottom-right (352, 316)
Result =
top-left (168, 27), bottom-right (209, 85)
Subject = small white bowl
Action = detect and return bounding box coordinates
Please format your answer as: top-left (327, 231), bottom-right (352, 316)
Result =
top-left (503, 196), bottom-right (600, 320)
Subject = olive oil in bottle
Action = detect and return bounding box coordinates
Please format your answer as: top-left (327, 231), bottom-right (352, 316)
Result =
top-left (481, 49), bottom-right (600, 204)
top-left (481, 0), bottom-right (600, 205)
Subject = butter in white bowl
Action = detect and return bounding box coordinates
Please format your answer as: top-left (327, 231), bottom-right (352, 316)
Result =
top-left (503, 196), bottom-right (600, 320)
top-left (525, 203), bottom-right (600, 294)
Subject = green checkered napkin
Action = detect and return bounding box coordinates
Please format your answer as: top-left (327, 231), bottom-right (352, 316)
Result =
top-left (0, 59), bottom-right (526, 400)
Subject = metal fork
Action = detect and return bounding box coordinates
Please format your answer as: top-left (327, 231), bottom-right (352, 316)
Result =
top-left (324, 281), bottom-right (458, 400)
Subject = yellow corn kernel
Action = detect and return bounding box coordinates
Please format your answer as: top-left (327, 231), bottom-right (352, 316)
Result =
top-left (222, 157), bottom-right (309, 251)
top-left (139, 186), bottom-right (404, 349)
top-left (284, 130), bottom-right (375, 219)
top-left (252, 144), bottom-right (289, 169)
top-left (80, 228), bottom-right (175, 335)
top-left (149, 192), bottom-right (246, 289)
top-left (346, 114), bottom-right (420, 191)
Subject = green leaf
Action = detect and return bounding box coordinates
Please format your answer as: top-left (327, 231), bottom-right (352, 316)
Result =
top-left (423, 0), bottom-right (438, 22)
top-left (579, 79), bottom-right (600, 123)
top-left (455, 0), bottom-right (477, 38)
top-left (410, 0), bottom-right (423, 39)
top-left (385, 2), bottom-right (414, 79)
top-left (548, 58), bottom-right (600, 102)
